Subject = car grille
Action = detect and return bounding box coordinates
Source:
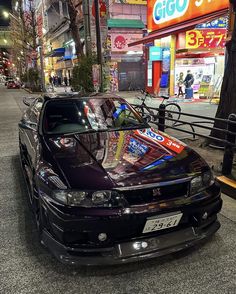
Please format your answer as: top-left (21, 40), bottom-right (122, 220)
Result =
top-left (122, 182), bottom-right (189, 205)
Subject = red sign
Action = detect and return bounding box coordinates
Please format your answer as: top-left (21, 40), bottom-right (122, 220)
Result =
top-left (186, 29), bottom-right (226, 49)
top-left (110, 33), bottom-right (143, 52)
top-left (135, 129), bottom-right (185, 154)
top-left (92, 0), bottom-right (107, 18)
top-left (148, 0), bottom-right (228, 33)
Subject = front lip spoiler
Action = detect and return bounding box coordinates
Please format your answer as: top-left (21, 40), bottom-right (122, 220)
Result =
top-left (41, 217), bottom-right (220, 266)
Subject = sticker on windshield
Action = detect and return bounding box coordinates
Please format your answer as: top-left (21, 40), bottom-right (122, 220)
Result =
top-left (135, 128), bottom-right (185, 154)
top-left (128, 138), bottom-right (149, 157)
top-left (113, 104), bottom-right (128, 119)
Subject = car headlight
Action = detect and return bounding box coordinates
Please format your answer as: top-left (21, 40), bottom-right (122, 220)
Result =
top-left (190, 170), bottom-right (214, 195)
top-left (52, 190), bottom-right (126, 208)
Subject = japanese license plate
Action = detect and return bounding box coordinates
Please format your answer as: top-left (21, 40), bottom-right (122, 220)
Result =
top-left (143, 212), bottom-right (183, 234)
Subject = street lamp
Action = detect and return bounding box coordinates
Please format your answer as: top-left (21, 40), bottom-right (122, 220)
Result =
top-left (2, 10), bottom-right (20, 23)
top-left (3, 11), bottom-right (9, 19)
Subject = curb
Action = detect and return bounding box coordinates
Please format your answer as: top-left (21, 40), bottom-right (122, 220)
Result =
top-left (23, 88), bottom-right (42, 95)
top-left (23, 88), bottom-right (33, 94)
top-left (216, 176), bottom-right (236, 199)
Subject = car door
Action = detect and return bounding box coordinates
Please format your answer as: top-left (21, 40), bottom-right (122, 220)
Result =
top-left (19, 98), bottom-right (43, 171)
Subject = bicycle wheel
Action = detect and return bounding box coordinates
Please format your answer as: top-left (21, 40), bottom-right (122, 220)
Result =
top-left (165, 103), bottom-right (181, 127)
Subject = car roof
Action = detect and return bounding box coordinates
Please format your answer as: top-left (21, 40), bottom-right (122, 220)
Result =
top-left (43, 92), bottom-right (122, 101)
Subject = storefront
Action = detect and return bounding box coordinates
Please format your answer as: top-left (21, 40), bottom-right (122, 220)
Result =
top-left (175, 19), bottom-right (227, 97)
top-left (128, 0), bottom-right (229, 96)
top-left (107, 19), bottom-right (146, 91)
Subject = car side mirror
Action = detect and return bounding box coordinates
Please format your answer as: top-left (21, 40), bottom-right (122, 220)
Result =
top-left (143, 114), bottom-right (152, 123)
top-left (23, 96), bottom-right (37, 107)
top-left (19, 119), bottom-right (37, 131)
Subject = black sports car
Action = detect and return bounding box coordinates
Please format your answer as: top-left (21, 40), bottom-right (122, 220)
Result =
top-left (19, 93), bottom-right (222, 265)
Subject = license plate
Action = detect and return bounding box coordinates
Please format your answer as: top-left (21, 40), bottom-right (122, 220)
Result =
top-left (143, 212), bottom-right (183, 234)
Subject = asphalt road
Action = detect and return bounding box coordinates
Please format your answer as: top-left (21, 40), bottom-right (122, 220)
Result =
top-left (0, 86), bottom-right (236, 294)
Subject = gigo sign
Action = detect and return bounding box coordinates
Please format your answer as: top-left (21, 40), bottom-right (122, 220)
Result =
top-left (148, 0), bottom-right (229, 32)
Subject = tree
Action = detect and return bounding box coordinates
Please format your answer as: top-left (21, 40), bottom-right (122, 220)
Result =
top-left (10, 0), bottom-right (39, 72)
top-left (67, 0), bottom-right (85, 58)
top-left (210, 0), bottom-right (236, 144)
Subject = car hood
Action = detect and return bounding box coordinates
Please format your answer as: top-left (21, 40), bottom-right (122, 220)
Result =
top-left (45, 128), bottom-right (208, 190)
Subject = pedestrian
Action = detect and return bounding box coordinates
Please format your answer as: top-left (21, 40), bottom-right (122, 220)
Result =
top-left (177, 72), bottom-right (184, 97)
top-left (184, 70), bottom-right (194, 99)
top-left (184, 70), bottom-right (194, 89)
top-left (55, 76), bottom-right (59, 86)
top-left (49, 76), bottom-right (53, 85)
top-left (52, 76), bottom-right (56, 86)
top-left (63, 76), bottom-right (68, 86)
top-left (58, 76), bottom-right (62, 86)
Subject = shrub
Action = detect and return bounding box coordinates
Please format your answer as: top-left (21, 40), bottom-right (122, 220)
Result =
top-left (22, 68), bottom-right (40, 92)
top-left (71, 55), bottom-right (95, 93)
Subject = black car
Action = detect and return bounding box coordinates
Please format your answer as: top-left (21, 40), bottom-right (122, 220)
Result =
top-left (19, 93), bottom-right (222, 265)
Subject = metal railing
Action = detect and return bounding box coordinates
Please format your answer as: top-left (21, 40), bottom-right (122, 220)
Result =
top-left (132, 103), bottom-right (236, 176)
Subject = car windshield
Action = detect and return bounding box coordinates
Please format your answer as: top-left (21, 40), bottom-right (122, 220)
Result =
top-left (43, 97), bottom-right (147, 135)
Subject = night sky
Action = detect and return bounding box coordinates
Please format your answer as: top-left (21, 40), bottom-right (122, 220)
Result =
top-left (0, 0), bottom-right (12, 26)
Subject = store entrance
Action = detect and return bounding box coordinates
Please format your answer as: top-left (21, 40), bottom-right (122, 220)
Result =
top-left (175, 52), bottom-right (225, 98)
top-left (118, 61), bottom-right (145, 91)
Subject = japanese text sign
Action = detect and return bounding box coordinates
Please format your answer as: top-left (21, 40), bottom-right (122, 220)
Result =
top-left (186, 29), bottom-right (226, 49)
top-left (147, 0), bottom-right (229, 32)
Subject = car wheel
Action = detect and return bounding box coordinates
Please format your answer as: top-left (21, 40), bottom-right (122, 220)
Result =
top-left (28, 174), bottom-right (43, 234)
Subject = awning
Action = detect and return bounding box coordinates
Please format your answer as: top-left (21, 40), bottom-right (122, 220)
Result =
top-left (108, 19), bottom-right (145, 29)
top-left (128, 9), bottom-right (228, 47)
top-left (46, 47), bottom-right (65, 57)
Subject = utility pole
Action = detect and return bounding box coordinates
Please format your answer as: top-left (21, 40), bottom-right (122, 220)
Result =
top-left (83, 0), bottom-right (92, 55)
top-left (39, 45), bottom-right (46, 92)
top-left (94, 0), bottom-right (103, 92)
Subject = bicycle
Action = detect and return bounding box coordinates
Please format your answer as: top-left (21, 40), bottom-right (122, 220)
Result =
top-left (133, 90), bottom-right (181, 127)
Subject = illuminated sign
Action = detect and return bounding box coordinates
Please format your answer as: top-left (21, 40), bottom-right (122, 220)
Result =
top-left (148, 0), bottom-right (229, 32)
top-left (186, 29), bottom-right (226, 49)
top-left (196, 17), bottom-right (227, 29)
top-left (149, 46), bottom-right (163, 61)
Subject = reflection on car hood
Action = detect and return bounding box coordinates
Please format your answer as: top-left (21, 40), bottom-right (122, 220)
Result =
top-left (46, 128), bottom-right (208, 189)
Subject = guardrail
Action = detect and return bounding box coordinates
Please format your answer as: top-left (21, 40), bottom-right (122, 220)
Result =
top-left (132, 103), bottom-right (236, 176)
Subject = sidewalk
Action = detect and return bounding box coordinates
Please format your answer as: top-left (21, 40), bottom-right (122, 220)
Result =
top-left (47, 87), bottom-right (213, 104)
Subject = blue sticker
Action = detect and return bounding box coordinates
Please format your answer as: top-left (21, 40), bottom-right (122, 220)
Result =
top-left (141, 155), bottom-right (174, 171)
top-left (113, 104), bottom-right (128, 119)
top-left (128, 138), bottom-right (149, 157)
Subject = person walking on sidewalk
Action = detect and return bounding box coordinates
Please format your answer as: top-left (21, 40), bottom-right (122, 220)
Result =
top-left (184, 70), bottom-right (194, 99)
top-left (184, 70), bottom-right (194, 89)
top-left (177, 72), bottom-right (184, 97)
top-left (64, 76), bottom-right (68, 86)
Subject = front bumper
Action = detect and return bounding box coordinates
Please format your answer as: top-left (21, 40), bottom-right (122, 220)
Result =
top-left (38, 182), bottom-right (222, 265)
top-left (42, 216), bottom-right (220, 265)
